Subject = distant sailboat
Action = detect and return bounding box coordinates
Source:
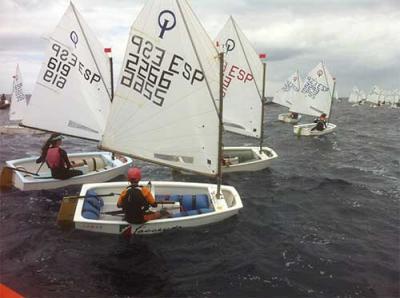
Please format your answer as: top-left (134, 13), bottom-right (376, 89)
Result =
top-left (214, 16), bottom-right (278, 172)
top-left (9, 65), bottom-right (28, 121)
top-left (274, 70), bottom-right (303, 124)
top-left (292, 62), bottom-right (337, 136)
top-left (0, 65), bottom-right (37, 134)
top-left (367, 85), bottom-right (382, 107)
top-left (348, 86), bottom-right (361, 104)
top-left (70, 0), bottom-right (243, 235)
top-left (3, 3), bottom-right (132, 191)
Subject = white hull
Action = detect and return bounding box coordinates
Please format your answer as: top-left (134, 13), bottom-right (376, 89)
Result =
top-left (6, 152), bottom-right (133, 191)
top-left (293, 123), bottom-right (337, 136)
top-left (278, 113), bottom-right (302, 124)
top-left (73, 181), bottom-right (243, 235)
top-left (0, 125), bottom-right (44, 135)
top-left (222, 146), bottom-right (278, 173)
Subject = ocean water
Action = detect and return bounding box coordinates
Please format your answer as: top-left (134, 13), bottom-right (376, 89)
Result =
top-left (0, 102), bottom-right (399, 298)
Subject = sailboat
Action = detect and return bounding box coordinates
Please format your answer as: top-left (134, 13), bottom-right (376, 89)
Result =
top-left (389, 89), bottom-right (400, 108)
top-left (367, 85), bottom-right (383, 107)
top-left (69, 0), bottom-right (243, 235)
top-left (292, 62), bottom-right (337, 136)
top-left (348, 86), bottom-right (361, 105)
top-left (0, 65), bottom-right (40, 135)
top-left (3, 3), bottom-right (132, 191)
top-left (273, 71), bottom-right (303, 123)
top-left (214, 16), bottom-right (278, 172)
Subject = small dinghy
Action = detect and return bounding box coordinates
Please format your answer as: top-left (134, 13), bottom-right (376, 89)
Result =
top-left (293, 123), bottom-right (337, 136)
top-left (222, 146), bottom-right (277, 173)
top-left (64, 181), bottom-right (242, 235)
top-left (273, 71), bottom-right (303, 124)
top-left (290, 62), bottom-right (337, 137)
top-left (5, 152), bottom-right (132, 191)
top-left (212, 17), bottom-right (278, 172)
top-left (0, 65), bottom-right (36, 135)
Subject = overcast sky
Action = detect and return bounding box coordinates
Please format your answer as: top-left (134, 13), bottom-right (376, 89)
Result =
top-left (1, 0), bottom-right (399, 97)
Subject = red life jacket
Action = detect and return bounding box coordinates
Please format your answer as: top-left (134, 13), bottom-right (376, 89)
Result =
top-left (46, 147), bottom-right (64, 169)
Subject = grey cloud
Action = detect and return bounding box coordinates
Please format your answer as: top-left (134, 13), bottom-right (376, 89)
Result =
top-left (0, 33), bottom-right (46, 53)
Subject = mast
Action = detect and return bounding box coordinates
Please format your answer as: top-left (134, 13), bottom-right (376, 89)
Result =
top-left (259, 60), bottom-right (266, 152)
top-left (321, 61), bottom-right (335, 123)
top-left (327, 78), bottom-right (336, 124)
top-left (104, 48), bottom-right (114, 101)
top-left (217, 52), bottom-right (224, 199)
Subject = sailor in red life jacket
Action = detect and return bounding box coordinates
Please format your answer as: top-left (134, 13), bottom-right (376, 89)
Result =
top-left (117, 168), bottom-right (169, 224)
top-left (40, 134), bottom-right (83, 180)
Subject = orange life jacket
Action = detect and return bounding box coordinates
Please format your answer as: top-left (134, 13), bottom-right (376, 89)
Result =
top-left (46, 147), bottom-right (64, 169)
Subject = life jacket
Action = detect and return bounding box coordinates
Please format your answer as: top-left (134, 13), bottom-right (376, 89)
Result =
top-left (122, 186), bottom-right (149, 224)
top-left (46, 147), bottom-right (64, 169)
top-left (314, 120), bottom-right (326, 131)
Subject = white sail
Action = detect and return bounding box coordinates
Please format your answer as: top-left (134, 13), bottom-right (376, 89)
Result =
top-left (360, 89), bottom-right (367, 101)
top-left (367, 85), bottom-right (381, 104)
top-left (215, 17), bottom-right (263, 138)
top-left (348, 86), bottom-right (361, 103)
top-left (100, 0), bottom-right (220, 176)
top-left (290, 62), bottom-right (335, 117)
top-left (21, 3), bottom-right (111, 140)
top-left (393, 89), bottom-right (400, 103)
top-left (9, 65), bottom-right (28, 121)
top-left (274, 71), bottom-right (302, 109)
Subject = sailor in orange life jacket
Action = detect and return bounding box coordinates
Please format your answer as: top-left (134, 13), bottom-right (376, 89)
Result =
top-left (38, 134), bottom-right (83, 180)
top-left (117, 168), bottom-right (166, 224)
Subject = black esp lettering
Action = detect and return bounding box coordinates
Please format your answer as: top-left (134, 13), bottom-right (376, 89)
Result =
top-left (60, 49), bottom-right (69, 61)
top-left (78, 62), bottom-right (84, 75)
top-left (183, 63), bottom-right (192, 81)
top-left (143, 41), bottom-right (153, 59)
top-left (169, 54), bottom-right (183, 74)
top-left (91, 73), bottom-right (101, 84)
top-left (52, 43), bottom-right (61, 57)
top-left (191, 69), bottom-right (204, 85)
top-left (84, 69), bottom-right (91, 81)
top-left (131, 35), bottom-right (143, 54)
